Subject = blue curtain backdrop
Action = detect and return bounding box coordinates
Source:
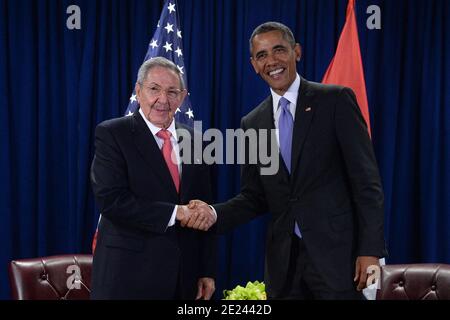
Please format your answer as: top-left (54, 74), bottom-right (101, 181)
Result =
top-left (0, 0), bottom-right (449, 299)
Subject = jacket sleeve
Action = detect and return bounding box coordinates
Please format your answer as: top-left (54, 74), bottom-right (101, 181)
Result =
top-left (213, 117), bottom-right (269, 234)
top-left (335, 87), bottom-right (387, 257)
top-left (90, 122), bottom-right (174, 234)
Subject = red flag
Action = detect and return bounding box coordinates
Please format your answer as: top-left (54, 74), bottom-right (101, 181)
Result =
top-left (322, 0), bottom-right (371, 136)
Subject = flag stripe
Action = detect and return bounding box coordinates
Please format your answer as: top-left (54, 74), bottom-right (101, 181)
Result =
top-left (124, 0), bottom-right (194, 125)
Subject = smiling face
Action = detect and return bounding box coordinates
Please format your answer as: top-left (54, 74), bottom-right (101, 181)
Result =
top-left (135, 66), bottom-right (186, 128)
top-left (250, 30), bottom-right (301, 96)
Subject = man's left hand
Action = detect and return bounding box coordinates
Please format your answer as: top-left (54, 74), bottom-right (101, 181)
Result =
top-left (196, 277), bottom-right (215, 300)
top-left (354, 256), bottom-right (380, 291)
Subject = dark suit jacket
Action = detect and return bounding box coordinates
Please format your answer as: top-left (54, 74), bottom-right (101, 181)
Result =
top-left (214, 78), bottom-right (387, 297)
top-left (90, 111), bottom-right (216, 299)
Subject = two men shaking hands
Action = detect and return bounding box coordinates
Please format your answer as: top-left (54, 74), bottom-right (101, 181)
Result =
top-left (177, 200), bottom-right (216, 231)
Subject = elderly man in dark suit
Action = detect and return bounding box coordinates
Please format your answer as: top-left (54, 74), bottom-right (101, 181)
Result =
top-left (187, 22), bottom-right (387, 300)
top-left (90, 57), bottom-right (216, 300)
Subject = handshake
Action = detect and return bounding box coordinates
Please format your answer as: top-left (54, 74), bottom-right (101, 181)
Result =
top-left (176, 200), bottom-right (217, 231)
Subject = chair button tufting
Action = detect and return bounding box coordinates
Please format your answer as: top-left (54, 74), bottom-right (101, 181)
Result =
top-left (398, 280), bottom-right (404, 287)
top-left (41, 274), bottom-right (47, 280)
top-left (431, 285), bottom-right (436, 291)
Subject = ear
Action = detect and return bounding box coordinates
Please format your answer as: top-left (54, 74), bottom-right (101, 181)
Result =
top-left (250, 57), bottom-right (260, 74)
top-left (135, 83), bottom-right (141, 102)
top-left (294, 43), bottom-right (302, 62)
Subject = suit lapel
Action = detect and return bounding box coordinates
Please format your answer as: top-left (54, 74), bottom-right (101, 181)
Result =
top-left (176, 123), bottom-right (195, 197)
top-left (291, 78), bottom-right (316, 178)
top-left (257, 96), bottom-right (275, 132)
top-left (131, 111), bottom-right (178, 197)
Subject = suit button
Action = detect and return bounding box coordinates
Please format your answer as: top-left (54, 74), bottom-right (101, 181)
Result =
top-left (289, 197), bottom-right (299, 202)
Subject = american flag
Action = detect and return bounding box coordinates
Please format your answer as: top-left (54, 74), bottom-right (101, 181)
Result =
top-left (92, 0), bottom-right (193, 253)
top-left (124, 0), bottom-right (194, 125)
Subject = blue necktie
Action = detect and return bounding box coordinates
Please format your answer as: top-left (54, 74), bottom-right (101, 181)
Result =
top-left (278, 97), bottom-right (302, 238)
top-left (278, 97), bottom-right (293, 173)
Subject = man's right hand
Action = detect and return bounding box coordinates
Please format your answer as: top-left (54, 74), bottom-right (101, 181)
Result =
top-left (176, 200), bottom-right (216, 231)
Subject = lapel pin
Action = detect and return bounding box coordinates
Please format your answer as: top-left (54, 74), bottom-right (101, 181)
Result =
top-left (305, 107), bottom-right (312, 112)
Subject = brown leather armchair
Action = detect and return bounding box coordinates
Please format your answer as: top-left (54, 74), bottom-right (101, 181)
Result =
top-left (9, 256), bottom-right (449, 300)
top-left (9, 254), bottom-right (92, 300)
top-left (377, 263), bottom-right (450, 300)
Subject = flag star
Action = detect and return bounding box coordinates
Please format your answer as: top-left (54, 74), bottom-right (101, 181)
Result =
top-left (126, 110), bottom-right (133, 116)
top-left (177, 29), bottom-right (182, 38)
top-left (168, 2), bottom-right (176, 14)
top-left (177, 65), bottom-right (184, 74)
top-left (164, 23), bottom-right (174, 34)
top-left (163, 42), bottom-right (173, 52)
top-left (185, 108), bottom-right (194, 119)
top-left (175, 108), bottom-right (181, 113)
top-left (149, 39), bottom-right (158, 49)
top-left (129, 94), bottom-right (137, 103)
top-left (175, 47), bottom-right (183, 57)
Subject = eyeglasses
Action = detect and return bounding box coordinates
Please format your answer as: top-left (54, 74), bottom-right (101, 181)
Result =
top-left (142, 84), bottom-right (184, 100)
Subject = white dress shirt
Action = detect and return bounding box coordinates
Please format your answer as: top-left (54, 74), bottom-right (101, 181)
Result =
top-left (271, 73), bottom-right (301, 146)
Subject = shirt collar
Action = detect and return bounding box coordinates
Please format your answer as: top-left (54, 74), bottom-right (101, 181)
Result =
top-left (138, 108), bottom-right (177, 141)
top-left (271, 73), bottom-right (301, 109)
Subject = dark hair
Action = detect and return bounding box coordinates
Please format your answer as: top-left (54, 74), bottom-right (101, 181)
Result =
top-left (249, 21), bottom-right (296, 55)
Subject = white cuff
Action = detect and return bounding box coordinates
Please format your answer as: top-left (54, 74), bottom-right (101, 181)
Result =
top-left (209, 205), bottom-right (217, 220)
top-left (168, 205), bottom-right (178, 227)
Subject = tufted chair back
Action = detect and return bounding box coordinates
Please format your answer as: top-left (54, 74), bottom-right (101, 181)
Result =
top-left (9, 254), bottom-right (92, 300)
top-left (377, 263), bottom-right (450, 300)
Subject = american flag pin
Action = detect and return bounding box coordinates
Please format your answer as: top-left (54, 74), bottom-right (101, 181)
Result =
top-left (305, 107), bottom-right (312, 112)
